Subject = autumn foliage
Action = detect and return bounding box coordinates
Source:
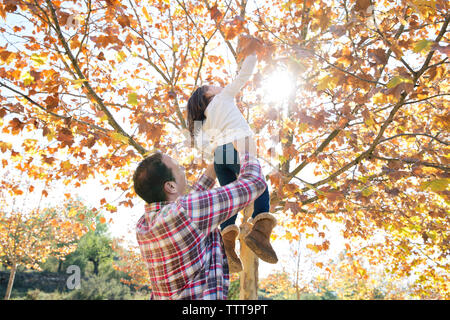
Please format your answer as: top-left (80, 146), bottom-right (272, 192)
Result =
top-left (0, 199), bottom-right (87, 299)
top-left (0, 0), bottom-right (448, 298)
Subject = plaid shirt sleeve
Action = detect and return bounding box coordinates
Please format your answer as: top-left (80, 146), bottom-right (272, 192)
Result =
top-left (190, 172), bottom-right (216, 192)
top-left (177, 152), bottom-right (267, 235)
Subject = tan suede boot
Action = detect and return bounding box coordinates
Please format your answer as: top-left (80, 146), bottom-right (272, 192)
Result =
top-left (221, 225), bottom-right (243, 273)
top-left (244, 213), bottom-right (278, 264)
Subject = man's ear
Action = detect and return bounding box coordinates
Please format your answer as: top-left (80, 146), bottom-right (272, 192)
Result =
top-left (164, 181), bottom-right (177, 195)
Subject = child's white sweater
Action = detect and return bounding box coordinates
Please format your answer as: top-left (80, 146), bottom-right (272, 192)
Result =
top-left (195, 54), bottom-right (257, 157)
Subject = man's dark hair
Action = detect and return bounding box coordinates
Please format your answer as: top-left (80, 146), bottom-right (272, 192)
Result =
top-left (133, 152), bottom-right (175, 204)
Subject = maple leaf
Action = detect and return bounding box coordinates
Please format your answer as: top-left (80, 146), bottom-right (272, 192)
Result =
top-left (353, 0), bottom-right (372, 14)
top-left (9, 118), bottom-right (25, 134)
top-left (117, 15), bottom-right (131, 28)
top-left (210, 4), bottom-right (223, 20)
top-left (236, 34), bottom-right (264, 62)
top-left (97, 52), bottom-right (106, 61)
top-left (57, 127), bottom-right (75, 147)
top-left (44, 94), bottom-right (59, 111)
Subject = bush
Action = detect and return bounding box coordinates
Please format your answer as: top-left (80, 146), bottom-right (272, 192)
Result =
top-left (25, 289), bottom-right (67, 300)
top-left (65, 273), bottom-right (133, 300)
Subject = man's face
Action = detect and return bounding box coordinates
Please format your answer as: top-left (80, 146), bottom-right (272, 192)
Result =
top-left (162, 155), bottom-right (188, 196)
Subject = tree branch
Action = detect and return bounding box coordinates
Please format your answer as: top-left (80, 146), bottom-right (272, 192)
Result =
top-left (0, 81), bottom-right (109, 135)
top-left (372, 155), bottom-right (450, 172)
top-left (45, 0), bottom-right (147, 156)
top-left (380, 133), bottom-right (449, 146)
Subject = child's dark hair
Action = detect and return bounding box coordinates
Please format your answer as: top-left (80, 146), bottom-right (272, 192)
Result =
top-left (187, 85), bottom-right (212, 140)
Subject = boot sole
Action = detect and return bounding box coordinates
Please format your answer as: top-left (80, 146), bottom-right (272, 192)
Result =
top-left (244, 235), bottom-right (278, 264)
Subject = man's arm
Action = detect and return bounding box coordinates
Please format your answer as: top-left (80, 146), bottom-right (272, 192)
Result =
top-left (178, 151), bottom-right (267, 236)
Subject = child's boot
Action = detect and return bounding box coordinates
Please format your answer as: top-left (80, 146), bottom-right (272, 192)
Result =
top-left (221, 225), bottom-right (243, 273)
top-left (244, 212), bottom-right (278, 264)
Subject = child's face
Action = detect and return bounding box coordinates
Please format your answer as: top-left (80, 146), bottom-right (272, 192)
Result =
top-left (205, 86), bottom-right (222, 99)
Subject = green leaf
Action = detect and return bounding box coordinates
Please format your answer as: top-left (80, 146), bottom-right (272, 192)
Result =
top-left (127, 92), bottom-right (138, 106)
top-left (413, 39), bottom-right (433, 53)
top-left (386, 76), bottom-right (413, 89)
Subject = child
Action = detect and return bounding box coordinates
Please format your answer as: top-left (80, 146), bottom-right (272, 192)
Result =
top-left (186, 43), bottom-right (278, 273)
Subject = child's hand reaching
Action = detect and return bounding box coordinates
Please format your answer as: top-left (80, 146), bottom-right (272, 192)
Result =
top-left (236, 35), bottom-right (264, 63)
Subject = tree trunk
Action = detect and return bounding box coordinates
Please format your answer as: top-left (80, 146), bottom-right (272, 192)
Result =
top-left (4, 263), bottom-right (17, 300)
top-left (93, 259), bottom-right (99, 275)
top-left (239, 204), bottom-right (259, 300)
top-left (57, 259), bottom-right (63, 273)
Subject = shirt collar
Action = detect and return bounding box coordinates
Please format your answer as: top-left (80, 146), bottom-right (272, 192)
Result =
top-left (145, 201), bottom-right (173, 213)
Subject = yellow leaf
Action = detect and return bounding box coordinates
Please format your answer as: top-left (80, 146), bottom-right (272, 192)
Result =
top-left (142, 7), bottom-right (152, 23)
top-left (116, 51), bottom-right (126, 62)
top-left (21, 71), bottom-right (34, 86)
top-left (361, 186), bottom-right (374, 197)
top-left (411, 0), bottom-right (436, 19)
top-left (30, 53), bottom-right (47, 66)
top-left (68, 78), bottom-right (88, 89)
top-left (61, 160), bottom-right (71, 170)
top-left (372, 92), bottom-right (387, 105)
top-left (68, 208), bottom-right (77, 217)
top-left (110, 132), bottom-right (129, 144)
top-left (100, 114), bottom-right (108, 122)
top-left (420, 178), bottom-right (449, 192)
top-left (127, 92), bottom-right (138, 106)
top-left (298, 123), bottom-right (308, 133)
top-left (317, 75), bottom-right (336, 91)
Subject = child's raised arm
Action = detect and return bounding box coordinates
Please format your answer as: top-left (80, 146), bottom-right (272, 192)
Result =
top-left (221, 53), bottom-right (257, 98)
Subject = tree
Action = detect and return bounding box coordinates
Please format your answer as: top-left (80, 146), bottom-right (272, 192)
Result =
top-left (0, 203), bottom-right (86, 299)
top-left (112, 240), bottom-right (151, 291)
top-left (0, 0), bottom-right (448, 298)
top-left (68, 223), bottom-right (113, 275)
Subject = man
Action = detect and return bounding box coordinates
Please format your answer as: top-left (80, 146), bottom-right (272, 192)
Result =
top-left (133, 138), bottom-right (270, 299)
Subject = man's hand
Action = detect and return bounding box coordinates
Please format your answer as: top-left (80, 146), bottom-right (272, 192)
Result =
top-left (205, 162), bottom-right (217, 181)
top-left (233, 136), bottom-right (257, 156)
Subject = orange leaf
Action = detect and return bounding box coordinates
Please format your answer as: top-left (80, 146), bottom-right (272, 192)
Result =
top-left (210, 4), bottom-right (222, 20)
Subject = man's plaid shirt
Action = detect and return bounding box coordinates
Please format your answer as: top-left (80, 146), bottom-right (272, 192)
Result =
top-left (136, 153), bottom-right (267, 300)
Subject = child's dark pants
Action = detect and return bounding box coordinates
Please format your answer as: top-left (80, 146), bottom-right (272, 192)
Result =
top-left (214, 143), bottom-right (270, 230)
